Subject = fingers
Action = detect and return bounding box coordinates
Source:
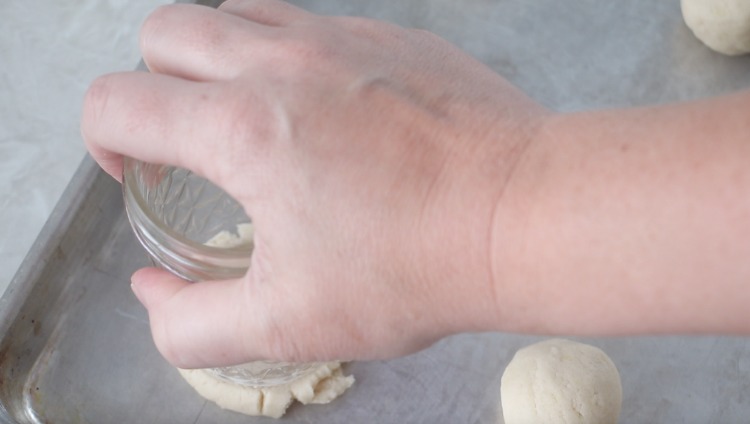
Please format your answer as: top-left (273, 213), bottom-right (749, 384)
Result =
top-left (81, 71), bottom-right (266, 183)
top-left (140, 4), bottom-right (266, 81)
top-left (140, 1), bottom-right (313, 81)
top-left (131, 267), bottom-right (271, 368)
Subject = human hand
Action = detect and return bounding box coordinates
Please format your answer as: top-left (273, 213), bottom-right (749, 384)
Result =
top-left (81, 0), bottom-right (550, 368)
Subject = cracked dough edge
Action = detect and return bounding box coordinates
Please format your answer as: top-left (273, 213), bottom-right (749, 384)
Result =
top-left (178, 362), bottom-right (355, 418)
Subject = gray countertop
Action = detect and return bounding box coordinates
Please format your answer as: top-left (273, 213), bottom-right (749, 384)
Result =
top-left (0, 0), bottom-right (170, 295)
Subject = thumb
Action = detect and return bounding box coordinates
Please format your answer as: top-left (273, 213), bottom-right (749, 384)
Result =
top-left (131, 267), bottom-right (269, 369)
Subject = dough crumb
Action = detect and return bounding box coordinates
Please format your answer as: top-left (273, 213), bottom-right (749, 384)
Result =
top-left (179, 362), bottom-right (354, 418)
top-left (204, 222), bottom-right (255, 249)
top-left (500, 339), bottom-right (622, 424)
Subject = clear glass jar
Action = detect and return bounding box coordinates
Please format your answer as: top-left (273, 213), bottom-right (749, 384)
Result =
top-left (122, 157), bottom-right (317, 387)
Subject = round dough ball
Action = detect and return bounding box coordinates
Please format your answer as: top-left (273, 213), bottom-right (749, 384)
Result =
top-left (681, 0), bottom-right (750, 55)
top-left (500, 339), bottom-right (622, 424)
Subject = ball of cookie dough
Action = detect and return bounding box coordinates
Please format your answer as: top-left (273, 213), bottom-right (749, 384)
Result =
top-left (500, 339), bottom-right (622, 424)
top-left (681, 0), bottom-right (750, 55)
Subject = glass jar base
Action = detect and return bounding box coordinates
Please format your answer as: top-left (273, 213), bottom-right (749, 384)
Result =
top-left (205, 361), bottom-right (321, 388)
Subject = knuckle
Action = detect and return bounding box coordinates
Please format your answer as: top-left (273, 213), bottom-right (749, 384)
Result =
top-left (142, 4), bottom-right (232, 67)
top-left (200, 89), bottom-right (269, 183)
top-left (139, 5), bottom-right (173, 55)
top-left (408, 27), bottom-right (443, 45)
top-left (342, 16), bottom-right (382, 35)
top-left (213, 95), bottom-right (256, 149)
top-left (272, 34), bottom-right (334, 70)
top-left (337, 16), bottom-right (406, 45)
top-left (215, 89), bottom-right (271, 145)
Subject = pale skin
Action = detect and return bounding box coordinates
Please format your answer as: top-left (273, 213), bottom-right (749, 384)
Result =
top-left (81, 0), bottom-right (750, 369)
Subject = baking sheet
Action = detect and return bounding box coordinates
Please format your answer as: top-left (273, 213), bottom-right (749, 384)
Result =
top-left (2, 0), bottom-right (750, 423)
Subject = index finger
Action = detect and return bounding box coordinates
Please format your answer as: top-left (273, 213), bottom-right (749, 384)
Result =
top-left (80, 71), bottom-right (265, 183)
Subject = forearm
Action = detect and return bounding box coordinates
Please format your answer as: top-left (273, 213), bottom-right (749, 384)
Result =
top-left (493, 91), bottom-right (750, 335)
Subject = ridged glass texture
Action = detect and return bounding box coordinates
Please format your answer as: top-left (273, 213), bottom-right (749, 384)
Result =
top-left (122, 158), bottom-right (316, 387)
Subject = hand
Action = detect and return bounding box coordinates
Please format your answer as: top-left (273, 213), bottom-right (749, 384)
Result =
top-left (81, 0), bottom-right (549, 368)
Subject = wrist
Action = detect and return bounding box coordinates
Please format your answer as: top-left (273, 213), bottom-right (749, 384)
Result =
top-left (486, 93), bottom-right (750, 336)
top-left (431, 107), bottom-right (558, 335)
top-left (484, 111), bottom-right (576, 334)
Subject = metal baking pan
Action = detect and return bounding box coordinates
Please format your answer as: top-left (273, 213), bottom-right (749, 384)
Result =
top-left (2, 0), bottom-right (750, 422)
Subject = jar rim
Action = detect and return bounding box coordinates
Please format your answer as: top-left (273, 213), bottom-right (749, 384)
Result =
top-left (122, 158), bottom-right (251, 281)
